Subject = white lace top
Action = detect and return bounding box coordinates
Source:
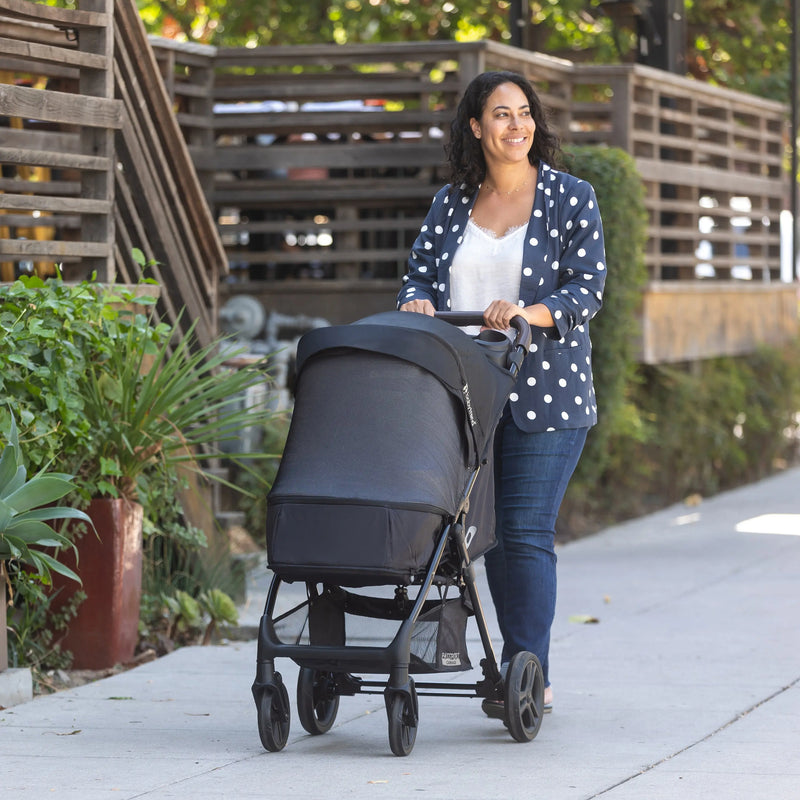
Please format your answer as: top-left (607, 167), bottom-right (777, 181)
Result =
top-left (449, 219), bottom-right (526, 333)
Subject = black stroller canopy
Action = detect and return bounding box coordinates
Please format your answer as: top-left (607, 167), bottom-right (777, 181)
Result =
top-left (296, 311), bottom-right (515, 470)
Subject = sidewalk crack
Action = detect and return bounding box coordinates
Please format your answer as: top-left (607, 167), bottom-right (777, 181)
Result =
top-left (587, 675), bottom-right (800, 799)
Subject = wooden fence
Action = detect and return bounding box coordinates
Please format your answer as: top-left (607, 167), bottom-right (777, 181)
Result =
top-left (0, 0), bottom-right (225, 346)
top-left (150, 37), bottom-right (797, 362)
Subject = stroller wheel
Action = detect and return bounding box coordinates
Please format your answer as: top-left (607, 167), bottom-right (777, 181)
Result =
top-left (387, 689), bottom-right (418, 757)
top-left (297, 668), bottom-right (340, 735)
top-left (256, 676), bottom-right (291, 752)
top-left (504, 651), bottom-right (544, 743)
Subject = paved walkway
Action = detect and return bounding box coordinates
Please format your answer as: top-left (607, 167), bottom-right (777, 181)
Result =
top-left (2, 467), bottom-right (799, 799)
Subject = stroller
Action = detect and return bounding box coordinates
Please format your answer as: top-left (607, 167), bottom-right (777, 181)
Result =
top-left (252, 310), bottom-right (545, 756)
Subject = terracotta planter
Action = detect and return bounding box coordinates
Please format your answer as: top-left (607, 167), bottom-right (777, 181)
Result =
top-left (53, 498), bottom-right (144, 670)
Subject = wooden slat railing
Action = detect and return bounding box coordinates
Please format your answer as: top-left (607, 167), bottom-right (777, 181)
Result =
top-left (0, 0), bottom-right (225, 346)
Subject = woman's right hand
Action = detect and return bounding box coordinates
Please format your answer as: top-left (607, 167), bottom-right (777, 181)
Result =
top-left (399, 299), bottom-right (435, 316)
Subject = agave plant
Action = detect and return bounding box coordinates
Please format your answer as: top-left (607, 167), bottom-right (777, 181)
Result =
top-left (0, 413), bottom-right (92, 585)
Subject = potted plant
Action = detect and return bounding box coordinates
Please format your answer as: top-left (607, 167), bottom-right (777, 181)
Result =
top-left (1, 274), bottom-right (276, 669)
top-left (1, 413), bottom-right (90, 672)
top-left (53, 306), bottom-right (273, 668)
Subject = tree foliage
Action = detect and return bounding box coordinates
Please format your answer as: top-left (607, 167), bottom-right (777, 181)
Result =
top-left (135, 0), bottom-right (793, 103)
top-left (685, 0), bottom-right (792, 100)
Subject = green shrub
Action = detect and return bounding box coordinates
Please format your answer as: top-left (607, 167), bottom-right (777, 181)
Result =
top-left (563, 145), bottom-right (649, 489)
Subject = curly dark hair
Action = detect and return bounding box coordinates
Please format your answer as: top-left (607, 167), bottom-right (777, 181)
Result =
top-left (445, 70), bottom-right (563, 195)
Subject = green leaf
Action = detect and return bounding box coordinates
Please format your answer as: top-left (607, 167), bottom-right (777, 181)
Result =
top-left (29, 549), bottom-right (81, 584)
top-left (3, 474), bottom-right (76, 512)
top-left (9, 506), bottom-right (93, 527)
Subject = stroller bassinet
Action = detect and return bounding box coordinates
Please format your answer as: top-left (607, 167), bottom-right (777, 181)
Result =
top-left (266, 310), bottom-right (515, 585)
top-left (253, 311), bottom-right (546, 756)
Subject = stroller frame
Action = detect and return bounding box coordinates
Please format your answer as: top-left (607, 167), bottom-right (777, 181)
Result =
top-left (252, 313), bottom-right (546, 756)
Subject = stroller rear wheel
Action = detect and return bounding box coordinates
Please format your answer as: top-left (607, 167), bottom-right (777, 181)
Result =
top-left (256, 677), bottom-right (291, 752)
top-left (297, 668), bottom-right (340, 735)
top-left (504, 651), bottom-right (544, 743)
top-left (386, 687), bottom-right (418, 757)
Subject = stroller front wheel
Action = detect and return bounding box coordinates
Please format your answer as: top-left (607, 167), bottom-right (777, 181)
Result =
top-left (387, 689), bottom-right (418, 757)
top-left (297, 667), bottom-right (340, 735)
top-left (504, 651), bottom-right (544, 743)
top-left (256, 676), bottom-right (291, 752)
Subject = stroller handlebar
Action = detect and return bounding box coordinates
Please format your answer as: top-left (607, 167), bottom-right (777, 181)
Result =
top-left (433, 311), bottom-right (532, 353)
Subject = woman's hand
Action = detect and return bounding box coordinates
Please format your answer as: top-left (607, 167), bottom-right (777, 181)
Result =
top-left (483, 299), bottom-right (554, 330)
top-left (483, 299), bottom-right (524, 330)
top-left (399, 299), bottom-right (435, 316)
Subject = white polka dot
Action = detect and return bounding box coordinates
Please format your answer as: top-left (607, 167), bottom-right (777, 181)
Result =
top-left (544, 394), bottom-right (553, 403)
top-left (550, 229), bottom-right (559, 238)
top-left (578, 248), bottom-right (586, 257)
top-left (523, 267), bottom-right (533, 277)
top-left (542, 360), bottom-right (550, 370)
top-left (559, 378), bottom-right (567, 387)
top-left (527, 410), bottom-right (537, 420)
top-left (575, 396), bottom-right (583, 405)
top-left (569, 196), bottom-right (578, 206)
top-left (435, 225), bottom-right (444, 234)
top-left (419, 265), bottom-right (428, 272)
top-left (554, 310), bottom-right (562, 319)
top-left (509, 392), bottom-right (519, 402)
top-left (561, 411), bottom-right (570, 420)
top-left (529, 237), bottom-right (539, 246)
top-left (527, 377), bottom-right (536, 386)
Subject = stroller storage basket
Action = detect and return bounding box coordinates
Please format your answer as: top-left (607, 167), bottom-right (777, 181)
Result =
top-left (410, 592), bottom-right (473, 673)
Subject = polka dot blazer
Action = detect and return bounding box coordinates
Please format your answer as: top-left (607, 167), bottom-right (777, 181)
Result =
top-left (398, 163), bottom-right (607, 434)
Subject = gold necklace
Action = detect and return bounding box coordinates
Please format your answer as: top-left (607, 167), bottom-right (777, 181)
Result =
top-left (482, 176), bottom-right (531, 196)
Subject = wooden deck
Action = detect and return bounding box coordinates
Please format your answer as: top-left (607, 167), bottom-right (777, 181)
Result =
top-left (1, 4), bottom-right (797, 362)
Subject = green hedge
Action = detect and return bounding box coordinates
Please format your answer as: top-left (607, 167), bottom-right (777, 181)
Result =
top-left (563, 145), bottom-right (649, 489)
top-left (558, 146), bottom-right (800, 537)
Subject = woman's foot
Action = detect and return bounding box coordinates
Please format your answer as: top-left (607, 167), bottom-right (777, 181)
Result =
top-left (544, 685), bottom-right (553, 713)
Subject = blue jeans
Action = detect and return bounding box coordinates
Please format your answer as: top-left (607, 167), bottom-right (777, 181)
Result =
top-left (483, 417), bottom-right (588, 687)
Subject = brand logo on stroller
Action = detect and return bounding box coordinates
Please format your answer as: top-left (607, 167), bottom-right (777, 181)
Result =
top-left (441, 651), bottom-right (462, 667)
top-left (462, 383), bottom-right (476, 427)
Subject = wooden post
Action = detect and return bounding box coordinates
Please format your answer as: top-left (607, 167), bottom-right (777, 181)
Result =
top-left (77, 0), bottom-right (116, 281)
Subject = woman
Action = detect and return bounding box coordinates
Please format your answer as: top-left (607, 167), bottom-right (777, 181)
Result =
top-left (398, 70), bottom-right (606, 716)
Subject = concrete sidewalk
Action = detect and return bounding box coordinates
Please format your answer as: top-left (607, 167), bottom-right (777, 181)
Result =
top-left (2, 467), bottom-right (799, 799)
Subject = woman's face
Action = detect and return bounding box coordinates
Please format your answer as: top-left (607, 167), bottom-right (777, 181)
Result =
top-left (469, 81), bottom-right (535, 167)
